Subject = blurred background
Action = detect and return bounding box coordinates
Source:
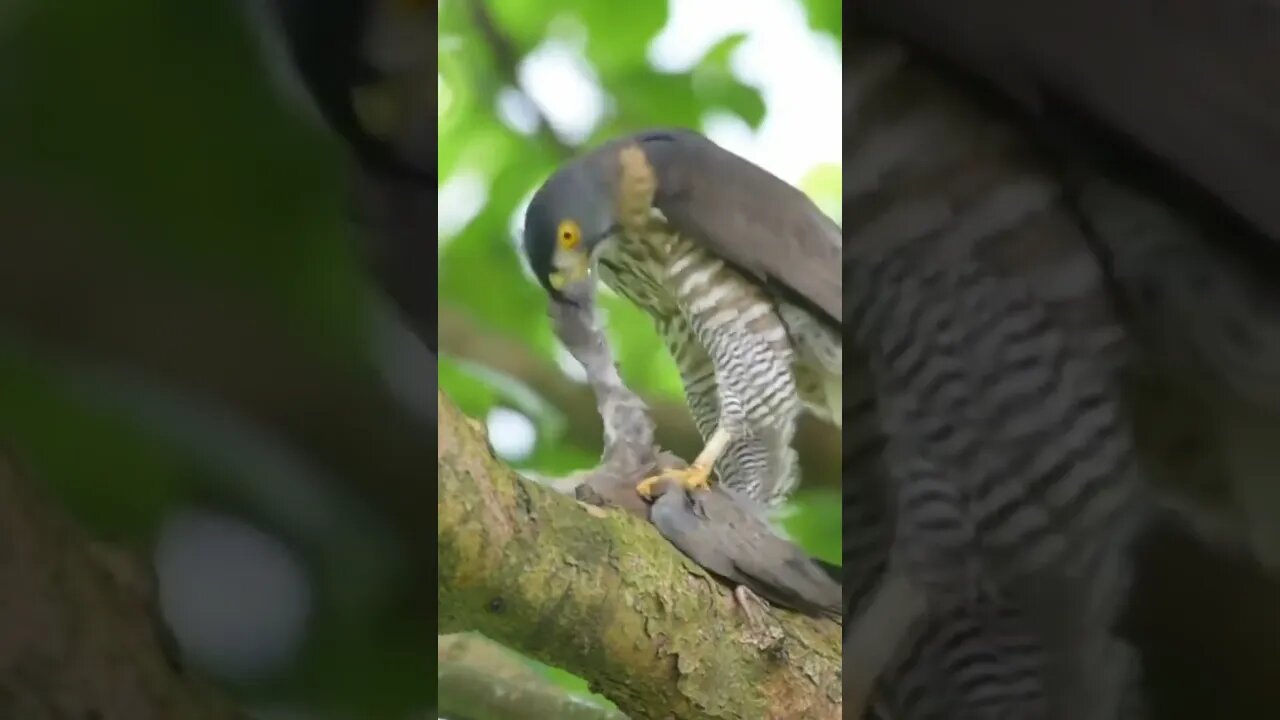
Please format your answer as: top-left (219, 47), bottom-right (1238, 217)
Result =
top-left (438, 0), bottom-right (841, 711)
top-left (438, 0), bottom-right (843, 544)
top-left (0, 0), bottom-right (840, 717)
top-left (0, 0), bottom-right (438, 717)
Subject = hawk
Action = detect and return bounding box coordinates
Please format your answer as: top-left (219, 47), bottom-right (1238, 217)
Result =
top-left (523, 129), bottom-right (842, 506)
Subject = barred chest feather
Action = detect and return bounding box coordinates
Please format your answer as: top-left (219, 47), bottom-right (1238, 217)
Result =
top-left (595, 229), bottom-right (790, 356)
top-left (594, 226), bottom-right (842, 431)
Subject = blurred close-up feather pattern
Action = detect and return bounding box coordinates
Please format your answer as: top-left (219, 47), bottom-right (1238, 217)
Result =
top-left (850, 3), bottom-right (1280, 718)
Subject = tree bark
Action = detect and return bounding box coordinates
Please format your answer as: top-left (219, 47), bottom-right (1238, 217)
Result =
top-left (437, 392), bottom-right (842, 720)
top-left (0, 452), bottom-right (246, 720)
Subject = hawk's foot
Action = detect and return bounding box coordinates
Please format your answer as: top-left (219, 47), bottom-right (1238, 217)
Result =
top-left (636, 463), bottom-right (713, 499)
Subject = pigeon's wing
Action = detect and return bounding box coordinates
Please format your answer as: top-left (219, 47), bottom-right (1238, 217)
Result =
top-left (730, 545), bottom-right (844, 616)
top-left (636, 130), bottom-right (842, 327)
top-left (648, 491), bottom-right (742, 582)
top-left (706, 494), bottom-right (844, 615)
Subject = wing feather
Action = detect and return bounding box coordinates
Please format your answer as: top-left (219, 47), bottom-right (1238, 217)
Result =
top-left (859, 0), bottom-right (1280, 247)
top-left (635, 130), bottom-right (842, 326)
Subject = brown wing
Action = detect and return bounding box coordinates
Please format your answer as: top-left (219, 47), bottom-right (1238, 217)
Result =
top-left (635, 130), bottom-right (842, 326)
top-left (858, 0), bottom-right (1280, 245)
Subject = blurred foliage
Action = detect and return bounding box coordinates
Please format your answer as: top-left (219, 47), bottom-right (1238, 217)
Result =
top-left (0, 0), bottom-right (422, 717)
top-left (438, 0), bottom-right (841, 707)
top-left (0, 0), bottom-right (368, 359)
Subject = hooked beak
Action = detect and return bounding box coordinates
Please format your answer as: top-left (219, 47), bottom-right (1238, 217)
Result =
top-left (548, 250), bottom-right (592, 290)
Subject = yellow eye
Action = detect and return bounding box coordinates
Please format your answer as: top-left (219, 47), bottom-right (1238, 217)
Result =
top-left (557, 220), bottom-right (582, 250)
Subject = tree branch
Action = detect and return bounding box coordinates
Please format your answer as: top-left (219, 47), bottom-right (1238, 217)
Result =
top-left (0, 452), bottom-right (246, 720)
top-left (438, 633), bottom-right (627, 720)
top-left (466, 0), bottom-right (573, 157)
top-left (437, 391), bottom-right (842, 720)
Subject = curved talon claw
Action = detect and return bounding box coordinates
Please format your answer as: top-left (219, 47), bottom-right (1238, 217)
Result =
top-left (636, 464), bottom-right (713, 499)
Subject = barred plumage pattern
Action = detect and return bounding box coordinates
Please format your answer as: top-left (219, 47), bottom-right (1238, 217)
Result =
top-left (1073, 177), bottom-right (1280, 571)
top-left (879, 599), bottom-right (1048, 719)
top-left (849, 250), bottom-right (1144, 720)
top-left (846, 40), bottom-right (1147, 719)
top-left (594, 223), bottom-right (840, 505)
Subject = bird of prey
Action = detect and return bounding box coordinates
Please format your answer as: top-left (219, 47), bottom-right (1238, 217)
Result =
top-left (523, 129), bottom-right (842, 507)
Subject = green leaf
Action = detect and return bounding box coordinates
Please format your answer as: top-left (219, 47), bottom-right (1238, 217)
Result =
top-left (694, 75), bottom-right (767, 129)
top-left (571, 0), bottom-right (668, 76)
top-left (447, 357), bottom-right (568, 441)
top-left (798, 0), bottom-right (843, 39)
top-left (688, 33), bottom-right (766, 129)
top-left (438, 141), bottom-right (561, 360)
top-left (699, 32), bottom-right (750, 70)
top-left (800, 162), bottom-right (843, 224)
top-left (0, 0), bottom-right (371, 359)
top-left (0, 348), bottom-right (182, 539)
top-left (523, 442), bottom-right (601, 475)
top-left (438, 355), bottom-right (500, 419)
top-left (485, 0), bottom-right (558, 49)
top-left (527, 657), bottom-right (621, 712)
top-left (599, 294), bottom-right (685, 401)
top-left (604, 69), bottom-right (704, 133)
top-left (778, 488), bottom-right (842, 564)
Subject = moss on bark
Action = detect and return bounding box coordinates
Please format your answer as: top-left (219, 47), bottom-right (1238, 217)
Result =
top-left (437, 392), bottom-right (842, 720)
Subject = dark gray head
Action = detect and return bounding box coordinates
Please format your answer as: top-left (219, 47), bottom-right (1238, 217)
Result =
top-left (523, 157), bottom-right (621, 303)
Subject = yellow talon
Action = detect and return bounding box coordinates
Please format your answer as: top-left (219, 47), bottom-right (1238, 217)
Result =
top-left (637, 464), bottom-right (713, 499)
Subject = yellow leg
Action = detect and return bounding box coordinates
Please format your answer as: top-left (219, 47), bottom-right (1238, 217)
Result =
top-left (637, 426), bottom-right (733, 498)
